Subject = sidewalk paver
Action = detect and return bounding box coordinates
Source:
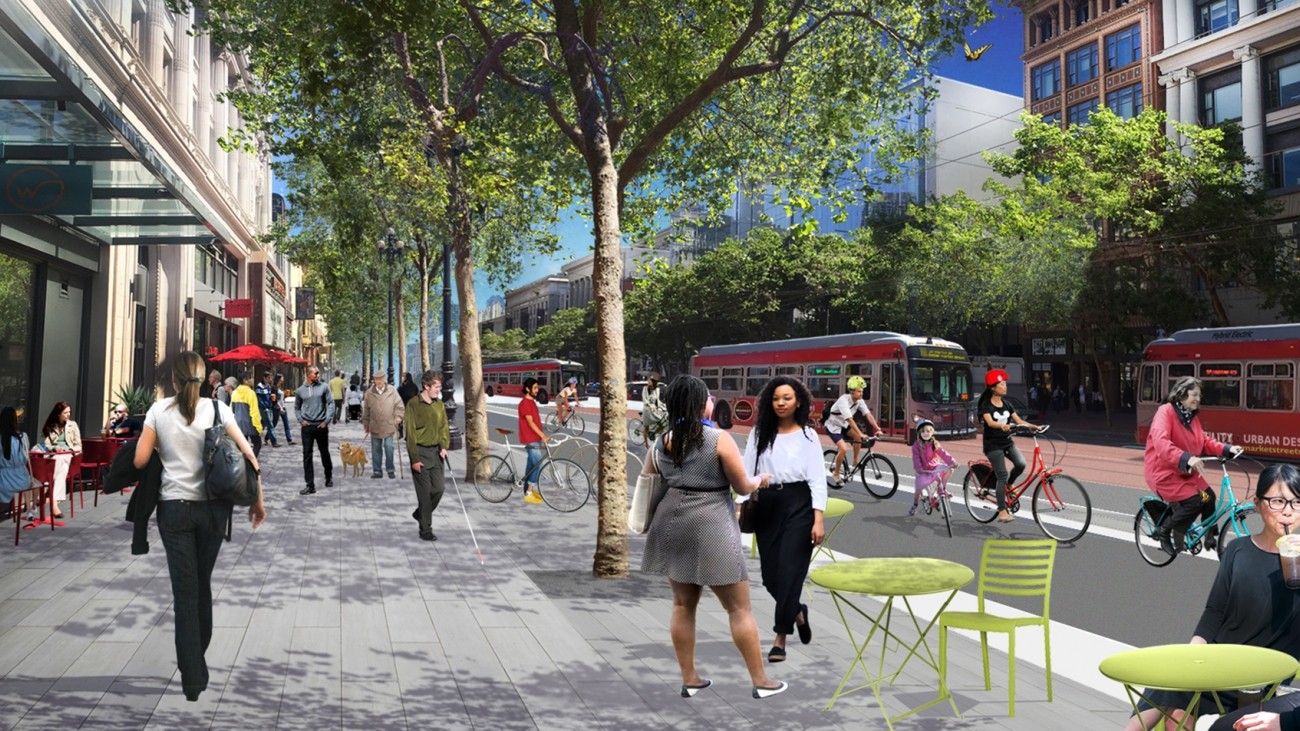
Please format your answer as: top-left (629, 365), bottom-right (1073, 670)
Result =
top-left (0, 418), bottom-right (1132, 729)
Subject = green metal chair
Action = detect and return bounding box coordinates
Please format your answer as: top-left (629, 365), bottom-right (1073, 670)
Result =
top-left (937, 538), bottom-right (1058, 716)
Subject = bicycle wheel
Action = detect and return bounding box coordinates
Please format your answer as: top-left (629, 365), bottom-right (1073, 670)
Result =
top-left (1032, 474), bottom-right (1091, 543)
top-left (962, 464), bottom-right (999, 524)
top-left (471, 454), bottom-right (516, 503)
top-left (1218, 505), bottom-right (1261, 559)
top-left (823, 449), bottom-right (850, 486)
top-left (538, 458), bottom-right (590, 512)
top-left (627, 418), bottom-right (644, 444)
top-left (939, 490), bottom-right (953, 539)
top-left (566, 412), bottom-right (586, 436)
top-left (859, 455), bottom-right (898, 499)
top-left (1134, 508), bottom-right (1176, 567)
top-left (546, 412), bottom-right (561, 434)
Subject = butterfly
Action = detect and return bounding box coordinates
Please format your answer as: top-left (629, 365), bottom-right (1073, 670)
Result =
top-left (964, 41), bottom-right (992, 61)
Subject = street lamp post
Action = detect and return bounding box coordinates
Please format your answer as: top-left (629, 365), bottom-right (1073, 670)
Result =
top-left (378, 227), bottom-right (405, 385)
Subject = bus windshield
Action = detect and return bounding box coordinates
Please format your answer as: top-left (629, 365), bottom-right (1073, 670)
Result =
top-left (910, 361), bottom-right (973, 404)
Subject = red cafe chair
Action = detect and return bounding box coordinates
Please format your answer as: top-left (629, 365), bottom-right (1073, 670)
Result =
top-left (80, 438), bottom-right (116, 507)
top-left (22, 451), bottom-right (61, 536)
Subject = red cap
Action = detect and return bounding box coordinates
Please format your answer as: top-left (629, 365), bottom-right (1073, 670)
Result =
top-left (985, 369), bottom-right (1009, 387)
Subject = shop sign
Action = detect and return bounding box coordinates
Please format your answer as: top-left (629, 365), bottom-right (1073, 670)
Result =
top-left (225, 298), bottom-right (253, 318)
top-left (1, 164), bottom-right (93, 214)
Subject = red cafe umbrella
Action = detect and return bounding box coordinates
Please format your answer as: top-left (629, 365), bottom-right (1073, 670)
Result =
top-left (208, 344), bottom-right (301, 365)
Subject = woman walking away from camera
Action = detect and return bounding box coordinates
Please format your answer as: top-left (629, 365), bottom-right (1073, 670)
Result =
top-left (1145, 375), bottom-right (1243, 557)
top-left (742, 375), bottom-right (826, 663)
top-left (978, 369), bottom-right (1042, 524)
top-left (133, 351), bottom-right (266, 701)
top-left (641, 375), bottom-right (787, 700)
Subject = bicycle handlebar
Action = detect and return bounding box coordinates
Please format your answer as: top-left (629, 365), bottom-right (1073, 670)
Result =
top-left (1011, 425), bottom-right (1050, 436)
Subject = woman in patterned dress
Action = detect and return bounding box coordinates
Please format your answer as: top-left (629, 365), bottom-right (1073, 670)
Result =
top-left (641, 375), bottom-right (787, 700)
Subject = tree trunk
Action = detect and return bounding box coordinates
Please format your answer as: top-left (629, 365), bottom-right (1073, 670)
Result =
top-left (1206, 285), bottom-right (1231, 327)
top-left (454, 234), bottom-right (487, 478)
top-left (587, 140), bottom-right (630, 579)
top-left (417, 244), bottom-right (431, 373)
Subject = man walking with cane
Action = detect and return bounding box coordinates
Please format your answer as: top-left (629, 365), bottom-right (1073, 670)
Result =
top-left (363, 369), bottom-right (403, 479)
top-left (405, 370), bottom-right (448, 541)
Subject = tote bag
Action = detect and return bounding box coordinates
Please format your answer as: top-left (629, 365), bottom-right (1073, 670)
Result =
top-left (628, 441), bottom-right (669, 534)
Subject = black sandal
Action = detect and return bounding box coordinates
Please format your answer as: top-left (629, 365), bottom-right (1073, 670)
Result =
top-left (796, 604), bottom-right (812, 645)
top-left (768, 646), bottom-right (786, 663)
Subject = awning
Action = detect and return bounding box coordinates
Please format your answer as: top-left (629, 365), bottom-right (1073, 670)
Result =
top-left (0, 7), bottom-right (231, 248)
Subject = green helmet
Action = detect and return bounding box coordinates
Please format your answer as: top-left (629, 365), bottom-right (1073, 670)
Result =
top-left (846, 376), bottom-right (866, 391)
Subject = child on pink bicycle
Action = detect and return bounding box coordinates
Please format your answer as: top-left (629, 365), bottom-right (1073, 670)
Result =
top-left (910, 418), bottom-right (957, 516)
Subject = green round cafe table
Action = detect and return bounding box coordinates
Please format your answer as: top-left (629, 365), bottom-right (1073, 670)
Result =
top-left (1099, 644), bottom-right (1299, 731)
top-left (809, 557), bottom-right (975, 728)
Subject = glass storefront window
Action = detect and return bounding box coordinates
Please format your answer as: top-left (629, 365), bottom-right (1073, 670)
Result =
top-left (0, 251), bottom-right (35, 428)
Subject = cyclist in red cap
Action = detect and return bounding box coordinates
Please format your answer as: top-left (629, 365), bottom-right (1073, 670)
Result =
top-left (978, 368), bottom-right (1042, 523)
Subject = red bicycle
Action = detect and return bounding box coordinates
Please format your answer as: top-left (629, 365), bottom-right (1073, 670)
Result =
top-left (962, 425), bottom-right (1092, 543)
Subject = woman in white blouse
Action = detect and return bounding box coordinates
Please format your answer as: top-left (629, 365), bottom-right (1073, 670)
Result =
top-left (742, 376), bottom-right (827, 663)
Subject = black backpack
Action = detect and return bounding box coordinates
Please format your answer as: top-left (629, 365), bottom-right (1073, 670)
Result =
top-left (821, 399), bottom-right (836, 424)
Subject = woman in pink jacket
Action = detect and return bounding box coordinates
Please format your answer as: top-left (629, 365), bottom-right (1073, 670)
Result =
top-left (1144, 376), bottom-right (1242, 556)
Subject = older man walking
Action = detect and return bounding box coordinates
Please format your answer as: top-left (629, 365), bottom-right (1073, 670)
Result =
top-left (363, 369), bottom-right (403, 479)
top-left (296, 365), bottom-right (335, 495)
top-left (405, 370), bottom-right (449, 541)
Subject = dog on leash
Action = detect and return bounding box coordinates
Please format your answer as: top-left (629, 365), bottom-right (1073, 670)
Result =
top-left (339, 442), bottom-right (368, 477)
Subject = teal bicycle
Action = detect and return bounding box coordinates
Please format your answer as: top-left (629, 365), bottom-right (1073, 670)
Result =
top-left (1133, 456), bottom-right (1258, 567)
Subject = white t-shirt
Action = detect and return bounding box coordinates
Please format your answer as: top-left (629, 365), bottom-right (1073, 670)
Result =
top-left (144, 397), bottom-right (234, 502)
top-left (824, 394), bottom-right (871, 432)
top-left (739, 427), bottom-right (828, 511)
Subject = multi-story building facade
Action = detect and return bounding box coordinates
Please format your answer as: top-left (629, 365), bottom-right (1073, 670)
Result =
top-left (0, 1), bottom-right (285, 433)
top-left (1019, 0), bottom-right (1163, 126)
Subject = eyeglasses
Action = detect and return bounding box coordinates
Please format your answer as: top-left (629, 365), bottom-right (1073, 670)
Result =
top-left (1262, 497), bottom-right (1300, 512)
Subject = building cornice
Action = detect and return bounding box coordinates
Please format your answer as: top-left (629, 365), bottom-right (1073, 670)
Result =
top-left (1151, 3), bottom-right (1300, 73)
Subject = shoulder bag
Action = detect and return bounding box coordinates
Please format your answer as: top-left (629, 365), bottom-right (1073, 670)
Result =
top-left (738, 490), bottom-right (760, 533)
top-left (628, 441), bottom-right (669, 534)
top-left (204, 398), bottom-right (257, 506)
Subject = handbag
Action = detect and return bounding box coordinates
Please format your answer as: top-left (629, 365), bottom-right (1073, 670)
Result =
top-left (204, 398), bottom-right (257, 506)
top-left (738, 490), bottom-right (760, 533)
top-left (628, 441), bottom-right (668, 534)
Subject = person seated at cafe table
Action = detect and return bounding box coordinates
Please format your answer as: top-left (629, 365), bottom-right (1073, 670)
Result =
top-left (104, 403), bottom-right (143, 439)
top-left (1123, 463), bottom-right (1300, 731)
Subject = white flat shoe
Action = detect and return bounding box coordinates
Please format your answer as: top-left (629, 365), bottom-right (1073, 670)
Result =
top-left (752, 681), bottom-right (788, 699)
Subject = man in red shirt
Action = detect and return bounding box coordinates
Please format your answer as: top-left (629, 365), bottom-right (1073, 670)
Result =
top-left (518, 377), bottom-right (548, 504)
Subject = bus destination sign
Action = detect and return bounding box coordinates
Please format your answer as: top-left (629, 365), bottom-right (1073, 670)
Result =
top-left (909, 346), bottom-right (967, 363)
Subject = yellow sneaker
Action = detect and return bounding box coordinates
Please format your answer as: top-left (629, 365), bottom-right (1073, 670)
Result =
top-left (523, 491), bottom-right (543, 505)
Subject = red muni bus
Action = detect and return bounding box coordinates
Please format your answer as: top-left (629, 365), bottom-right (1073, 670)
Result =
top-left (1137, 324), bottom-right (1300, 459)
top-left (691, 331), bottom-right (977, 441)
top-left (482, 359), bottom-right (585, 404)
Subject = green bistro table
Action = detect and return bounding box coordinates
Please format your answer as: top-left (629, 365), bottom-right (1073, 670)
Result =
top-left (809, 557), bottom-right (975, 728)
top-left (1099, 644), bottom-right (1300, 731)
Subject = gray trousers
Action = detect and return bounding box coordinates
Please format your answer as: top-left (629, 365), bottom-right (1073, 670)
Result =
top-left (412, 445), bottom-right (445, 533)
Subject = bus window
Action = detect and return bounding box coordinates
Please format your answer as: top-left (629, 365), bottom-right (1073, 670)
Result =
top-left (806, 376), bottom-right (840, 400)
top-left (1139, 364), bottom-right (1160, 403)
top-left (847, 363), bottom-right (872, 401)
top-left (909, 362), bottom-right (973, 404)
top-left (1198, 363), bottom-right (1241, 408)
top-left (720, 368), bottom-right (743, 393)
top-left (699, 368), bottom-right (720, 391)
top-left (775, 365), bottom-right (803, 377)
top-left (746, 367), bottom-right (771, 396)
top-left (1167, 363), bottom-right (1194, 394)
top-left (1247, 363), bottom-right (1295, 411)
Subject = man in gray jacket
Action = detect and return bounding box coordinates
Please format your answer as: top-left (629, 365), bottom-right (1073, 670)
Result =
top-left (295, 365), bottom-right (335, 495)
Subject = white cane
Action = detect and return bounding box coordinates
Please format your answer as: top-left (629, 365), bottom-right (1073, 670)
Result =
top-left (443, 455), bottom-right (484, 565)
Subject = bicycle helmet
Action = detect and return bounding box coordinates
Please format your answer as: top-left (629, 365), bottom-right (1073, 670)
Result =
top-left (846, 375), bottom-right (866, 391)
top-left (915, 418), bottom-right (935, 436)
top-left (984, 369), bottom-right (1009, 387)
top-left (568, 377), bottom-right (577, 385)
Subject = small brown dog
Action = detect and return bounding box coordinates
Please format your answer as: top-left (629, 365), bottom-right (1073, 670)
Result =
top-left (339, 442), bottom-right (368, 477)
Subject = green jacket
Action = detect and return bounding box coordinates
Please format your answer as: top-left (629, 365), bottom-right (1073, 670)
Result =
top-left (404, 395), bottom-right (449, 464)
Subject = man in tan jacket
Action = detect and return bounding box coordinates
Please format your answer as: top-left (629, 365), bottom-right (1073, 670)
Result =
top-left (362, 369), bottom-right (404, 478)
